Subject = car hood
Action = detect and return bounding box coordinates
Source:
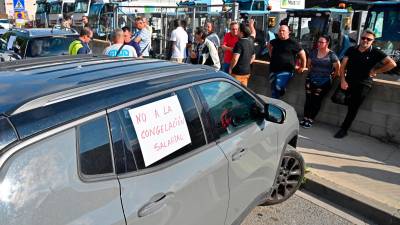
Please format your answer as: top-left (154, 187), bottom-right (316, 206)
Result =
top-left (257, 94), bottom-right (294, 111)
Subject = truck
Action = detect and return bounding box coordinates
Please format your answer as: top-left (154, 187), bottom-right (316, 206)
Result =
top-left (48, 0), bottom-right (75, 26)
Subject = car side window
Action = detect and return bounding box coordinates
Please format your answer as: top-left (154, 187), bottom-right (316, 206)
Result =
top-left (109, 88), bottom-right (206, 174)
top-left (77, 116), bottom-right (114, 176)
top-left (196, 81), bottom-right (261, 138)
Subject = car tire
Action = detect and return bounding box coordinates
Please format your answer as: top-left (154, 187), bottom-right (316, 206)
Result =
top-left (262, 145), bottom-right (305, 205)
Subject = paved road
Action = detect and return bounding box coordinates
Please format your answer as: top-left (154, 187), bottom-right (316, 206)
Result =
top-left (241, 191), bottom-right (371, 225)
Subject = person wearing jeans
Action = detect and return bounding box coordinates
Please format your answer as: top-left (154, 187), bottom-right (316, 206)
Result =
top-left (300, 35), bottom-right (340, 128)
top-left (267, 25), bottom-right (307, 99)
top-left (335, 29), bottom-right (396, 138)
top-left (269, 71), bottom-right (294, 98)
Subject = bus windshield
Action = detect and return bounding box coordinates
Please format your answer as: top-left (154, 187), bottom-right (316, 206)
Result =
top-left (287, 15), bottom-right (328, 51)
top-left (36, 2), bottom-right (47, 13)
top-left (49, 2), bottom-right (62, 14)
top-left (75, 0), bottom-right (90, 13)
top-left (367, 8), bottom-right (400, 41)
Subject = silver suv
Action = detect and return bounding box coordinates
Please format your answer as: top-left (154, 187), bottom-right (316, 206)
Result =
top-left (0, 56), bottom-right (304, 225)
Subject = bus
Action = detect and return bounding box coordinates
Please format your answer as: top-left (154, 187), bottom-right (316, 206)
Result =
top-left (364, 1), bottom-right (400, 75)
top-left (35, 0), bottom-right (50, 28)
top-left (48, 0), bottom-right (75, 26)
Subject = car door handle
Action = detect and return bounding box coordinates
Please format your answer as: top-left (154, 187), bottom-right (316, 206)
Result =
top-left (138, 192), bottom-right (168, 217)
top-left (232, 148), bottom-right (247, 161)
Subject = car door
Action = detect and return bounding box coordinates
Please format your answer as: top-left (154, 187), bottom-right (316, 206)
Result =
top-left (0, 115), bottom-right (125, 225)
top-left (195, 80), bottom-right (280, 225)
top-left (108, 88), bottom-right (229, 225)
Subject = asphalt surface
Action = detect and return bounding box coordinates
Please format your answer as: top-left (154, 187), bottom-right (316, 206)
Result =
top-left (241, 191), bottom-right (368, 225)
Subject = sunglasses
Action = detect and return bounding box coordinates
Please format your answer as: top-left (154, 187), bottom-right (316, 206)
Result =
top-left (361, 37), bottom-right (374, 42)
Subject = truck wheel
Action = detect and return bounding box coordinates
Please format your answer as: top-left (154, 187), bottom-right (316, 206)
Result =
top-left (263, 145), bottom-right (305, 205)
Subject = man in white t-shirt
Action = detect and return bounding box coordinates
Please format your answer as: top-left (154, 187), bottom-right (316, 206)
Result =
top-left (104, 28), bottom-right (138, 57)
top-left (170, 19), bottom-right (188, 63)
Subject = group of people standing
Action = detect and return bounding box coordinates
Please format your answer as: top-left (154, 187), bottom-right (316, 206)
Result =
top-left (69, 16), bottom-right (152, 58)
top-left (167, 19), bottom-right (257, 87)
top-left (267, 24), bottom-right (396, 138)
top-left (68, 17), bottom-right (397, 139)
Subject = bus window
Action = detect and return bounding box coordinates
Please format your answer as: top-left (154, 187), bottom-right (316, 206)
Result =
top-left (374, 12), bottom-right (384, 38)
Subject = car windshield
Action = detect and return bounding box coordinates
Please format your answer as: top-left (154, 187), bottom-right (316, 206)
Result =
top-left (0, 19), bottom-right (9, 23)
top-left (49, 2), bottom-right (62, 14)
top-left (75, 0), bottom-right (89, 13)
top-left (26, 36), bottom-right (76, 58)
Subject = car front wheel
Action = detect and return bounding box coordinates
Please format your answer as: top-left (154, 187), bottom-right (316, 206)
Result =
top-left (263, 145), bottom-right (305, 205)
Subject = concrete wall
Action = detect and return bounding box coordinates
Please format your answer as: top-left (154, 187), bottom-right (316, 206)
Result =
top-left (250, 60), bottom-right (400, 145)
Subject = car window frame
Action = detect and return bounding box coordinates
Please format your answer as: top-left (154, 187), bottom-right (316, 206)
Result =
top-left (106, 83), bottom-right (219, 178)
top-left (4, 32), bottom-right (28, 58)
top-left (193, 79), bottom-right (266, 141)
top-left (76, 114), bottom-right (116, 181)
top-left (0, 110), bottom-right (119, 184)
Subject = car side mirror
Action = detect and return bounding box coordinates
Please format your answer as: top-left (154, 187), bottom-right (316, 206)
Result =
top-left (265, 104), bottom-right (286, 124)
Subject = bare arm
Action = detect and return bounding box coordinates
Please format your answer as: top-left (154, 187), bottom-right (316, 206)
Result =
top-left (267, 43), bottom-right (273, 58)
top-left (340, 57), bottom-right (349, 90)
top-left (369, 56), bottom-right (397, 77)
top-left (250, 54), bottom-right (255, 65)
top-left (249, 19), bottom-right (256, 39)
top-left (221, 44), bottom-right (233, 52)
top-left (332, 61), bottom-right (340, 78)
top-left (298, 50), bottom-right (307, 71)
top-left (229, 53), bottom-right (240, 74)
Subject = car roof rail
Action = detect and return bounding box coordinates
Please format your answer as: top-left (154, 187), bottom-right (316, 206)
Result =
top-left (0, 55), bottom-right (114, 71)
top-left (11, 65), bottom-right (205, 115)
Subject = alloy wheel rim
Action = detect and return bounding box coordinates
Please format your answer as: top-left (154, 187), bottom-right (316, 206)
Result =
top-left (267, 155), bottom-right (303, 201)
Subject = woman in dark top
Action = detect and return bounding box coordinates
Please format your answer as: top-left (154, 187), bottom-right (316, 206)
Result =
top-left (300, 35), bottom-right (340, 128)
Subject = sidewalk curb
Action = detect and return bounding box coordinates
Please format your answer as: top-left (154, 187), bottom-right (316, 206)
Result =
top-left (301, 173), bottom-right (400, 225)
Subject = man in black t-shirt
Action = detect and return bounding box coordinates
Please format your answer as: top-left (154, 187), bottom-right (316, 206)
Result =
top-left (229, 24), bottom-right (255, 87)
top-left (334, 29), bottom-right (396, 138)
top-left (267, 25), bottom-right (307, 98)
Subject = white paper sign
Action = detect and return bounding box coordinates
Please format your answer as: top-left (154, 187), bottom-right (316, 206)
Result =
top-left (7, 36), bottom-right (16, 50)
top-left (129, 95), bottom-right (192, 167)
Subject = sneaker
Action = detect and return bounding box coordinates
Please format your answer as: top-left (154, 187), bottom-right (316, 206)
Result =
top-left (302, 120), bottom-right (312, 129)
top-left (299, 119), bottom-right (307, 126)
top-left (334, 129), bottom-right (348, 138)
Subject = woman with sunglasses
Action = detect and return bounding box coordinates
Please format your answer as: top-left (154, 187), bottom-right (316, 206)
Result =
top-left (300, 35), bottom-right (340, 128)
top-left (334, 29), bottom-right (396, 138)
